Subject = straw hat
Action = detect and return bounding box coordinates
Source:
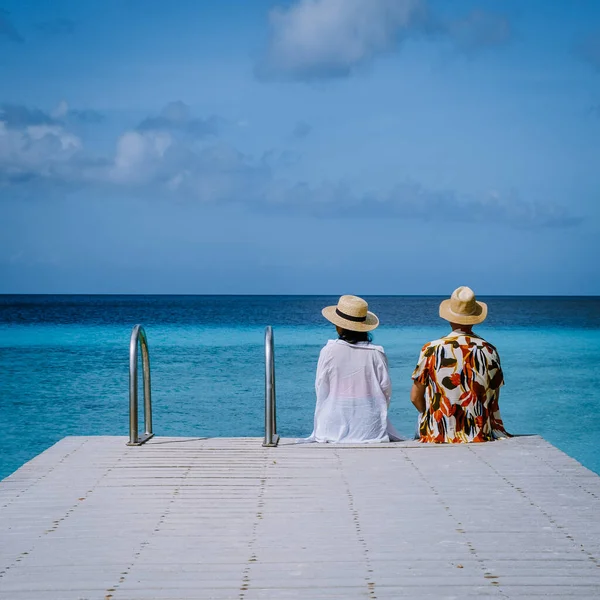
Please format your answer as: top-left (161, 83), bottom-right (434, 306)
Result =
top-left (322, 295), bottom-right (379, 332)
top-left (439, 286), bottom-right (487, 325)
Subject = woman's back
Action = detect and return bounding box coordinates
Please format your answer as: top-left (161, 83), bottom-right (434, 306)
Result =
top-left (309, 339), bottom-right (398, 443)
top-left (305, 295), bottom-right (402, 444)
top-left (317, 339), bottom-right (389, 403)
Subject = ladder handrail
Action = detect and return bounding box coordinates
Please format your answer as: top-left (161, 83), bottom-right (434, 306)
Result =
top-left (263, 326), bottom-right (280, 447)
top-left (127, 324), bottom-right (154, 446)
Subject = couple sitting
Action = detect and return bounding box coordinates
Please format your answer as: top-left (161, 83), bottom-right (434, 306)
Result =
top-left (306, 287), bottom-right (509, 444)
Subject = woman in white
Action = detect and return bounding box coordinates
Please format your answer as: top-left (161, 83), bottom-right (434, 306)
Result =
top-left (307, 295), bottom-right (403, 443)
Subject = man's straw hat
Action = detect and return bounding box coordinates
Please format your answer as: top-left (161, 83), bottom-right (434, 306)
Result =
top-left (322, 295), bottom-right (379, 332)
top-left (439, 286), bottom-right (487, 325)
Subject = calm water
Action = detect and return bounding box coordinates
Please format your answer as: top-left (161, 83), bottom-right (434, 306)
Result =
top-left (1, 295), bottom-right (600, 480)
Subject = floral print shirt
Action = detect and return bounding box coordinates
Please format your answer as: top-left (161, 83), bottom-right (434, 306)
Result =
top-left (412, 331), bottom-right (509, 443)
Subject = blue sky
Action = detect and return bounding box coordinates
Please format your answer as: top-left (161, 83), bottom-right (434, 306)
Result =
top-left (1, 0), bottom-right (599, 294)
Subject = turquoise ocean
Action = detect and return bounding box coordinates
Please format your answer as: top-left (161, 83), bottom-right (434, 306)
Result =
top-left (1, 295), bottom-right (599, 480)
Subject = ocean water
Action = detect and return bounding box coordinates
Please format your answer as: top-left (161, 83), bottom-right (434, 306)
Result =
top-left (1, 295), bottom-right (599, 480)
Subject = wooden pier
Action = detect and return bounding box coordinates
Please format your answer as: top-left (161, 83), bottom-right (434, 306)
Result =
top-left (1, 435), bottom-right (599, 599)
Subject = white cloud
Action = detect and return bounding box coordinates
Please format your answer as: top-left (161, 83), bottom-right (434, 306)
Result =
top-left (0, 102), bottom-right (578, 229)
top-left (137, 101), bottom-right (220, 137)
top-left (111, 130), bottom-right (172, 184)
top-left (27, 125), bottom-right (80, 151)
top-left (108, 126), bottom-right (270, 203)
top-left (0, 120), bottom-right (82, 185)
top-left (258, 0), bottom-right (424, 80)
top-left (259, 180), bottom-right (580, 228)
top-left (51, 100), bottom-right (69, 120)
top-left (257, 0), bottom-right (513, 81)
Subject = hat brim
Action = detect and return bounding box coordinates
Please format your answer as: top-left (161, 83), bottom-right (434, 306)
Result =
top-left (322, 306), bottom-right (379, 332)
top-left (439, 299), bottom-right (487, 325)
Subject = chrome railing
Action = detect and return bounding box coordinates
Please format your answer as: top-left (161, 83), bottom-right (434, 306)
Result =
top-left (127, 325), bottom-right (154, 446)
top-left (263, 326), bottom-right (280, 447)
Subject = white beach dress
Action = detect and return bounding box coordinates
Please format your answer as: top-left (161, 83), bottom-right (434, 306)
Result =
top-left (305, 339), bottom-right (403, 443)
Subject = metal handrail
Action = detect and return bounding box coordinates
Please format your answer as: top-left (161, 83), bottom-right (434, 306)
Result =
top-left (127, 325), bottom-right (154, 446)
top-left (263, 326), bottom-right (279, 447)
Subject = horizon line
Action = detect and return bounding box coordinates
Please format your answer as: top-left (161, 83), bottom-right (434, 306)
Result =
top-left (1, 293), bottom-right (599, 299)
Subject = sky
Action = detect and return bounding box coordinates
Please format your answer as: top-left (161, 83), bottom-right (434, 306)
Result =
top-left (0, 0), bottom-right (599, 295)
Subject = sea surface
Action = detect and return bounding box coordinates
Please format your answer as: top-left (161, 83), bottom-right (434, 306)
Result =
top-left (1, 295), bottom-right (600, 480)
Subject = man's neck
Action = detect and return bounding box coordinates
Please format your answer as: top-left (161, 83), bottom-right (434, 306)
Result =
top-left (450, 326), bottom-right (474, 335)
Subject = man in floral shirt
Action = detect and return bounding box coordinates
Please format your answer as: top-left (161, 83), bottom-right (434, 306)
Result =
top-left (411, 286), bottom-right (509, 443)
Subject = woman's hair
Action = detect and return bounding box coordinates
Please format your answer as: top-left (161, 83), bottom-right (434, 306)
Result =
top-left (337, 328), bottom-right (373, 344)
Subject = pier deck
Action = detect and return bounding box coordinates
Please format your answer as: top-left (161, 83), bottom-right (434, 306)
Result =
top-left (1, 435), bottom-right (599, 599)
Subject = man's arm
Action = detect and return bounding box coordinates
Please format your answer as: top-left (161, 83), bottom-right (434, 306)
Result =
top-left (410, 382), bottom-right (426, 413)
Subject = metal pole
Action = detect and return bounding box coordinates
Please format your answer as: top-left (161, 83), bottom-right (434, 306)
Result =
top-left (263, 326), bottom-right (279, 447)
top-left (127, 325), bottom-right (154, 446)
top-left (271, 355), bottom-right (277, 437)
top-left (264, 326), bottom-right (273, 444)
top-left (140, 329), bottom-right (153, 437)
top-left (128, 325), bottom-right (140, 445)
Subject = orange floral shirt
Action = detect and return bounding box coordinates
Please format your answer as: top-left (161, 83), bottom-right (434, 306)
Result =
top-left (412, 331), bottom-right (509, 443)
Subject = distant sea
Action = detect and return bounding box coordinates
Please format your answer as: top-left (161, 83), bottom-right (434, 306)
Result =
top-left (1, 295), bottom-right (599, 480)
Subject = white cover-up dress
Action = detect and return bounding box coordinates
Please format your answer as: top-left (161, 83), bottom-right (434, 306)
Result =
top-left (305, 339), bottom-right (403, 443)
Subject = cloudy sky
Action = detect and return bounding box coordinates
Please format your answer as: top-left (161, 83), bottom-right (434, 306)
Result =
top-left (1, 0), bottom-right (599, 294)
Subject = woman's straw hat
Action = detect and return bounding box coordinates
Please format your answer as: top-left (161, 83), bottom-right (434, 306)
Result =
top-left (439, 286), bottom-right (487, 325)
top-left (322, 295), bottom-right (379, 332)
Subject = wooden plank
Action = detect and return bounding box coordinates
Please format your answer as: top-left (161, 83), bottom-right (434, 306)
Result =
top-left (1, 436), bottom-right (599, 599)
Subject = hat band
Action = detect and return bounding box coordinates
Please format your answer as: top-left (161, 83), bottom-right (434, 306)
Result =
top-left (336, 308), bottom-right (367, 323)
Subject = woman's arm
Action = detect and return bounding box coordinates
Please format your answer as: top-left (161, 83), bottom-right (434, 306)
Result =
top-left (315, 345), bottom-right (330, 399)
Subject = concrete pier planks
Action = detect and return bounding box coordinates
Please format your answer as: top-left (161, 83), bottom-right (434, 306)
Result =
top-left (1, 435), bottom-right (599, 599)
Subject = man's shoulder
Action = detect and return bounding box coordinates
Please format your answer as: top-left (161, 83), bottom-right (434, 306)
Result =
top-left (419, 337), bottom-right (447, 354)
top-left (420, 334), bottom-right (499, 354)
top-left (467, 335), bottom-right (500, 355)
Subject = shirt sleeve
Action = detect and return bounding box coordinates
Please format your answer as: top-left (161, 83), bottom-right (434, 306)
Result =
top-left (377, 351), bottom-right (392, 404)
top-left (487, 348), bottom-right (505, 389)
top-left (411, 343), bottom-right (430, 385)
top-left (315, 345), bottom-right (331, 398)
